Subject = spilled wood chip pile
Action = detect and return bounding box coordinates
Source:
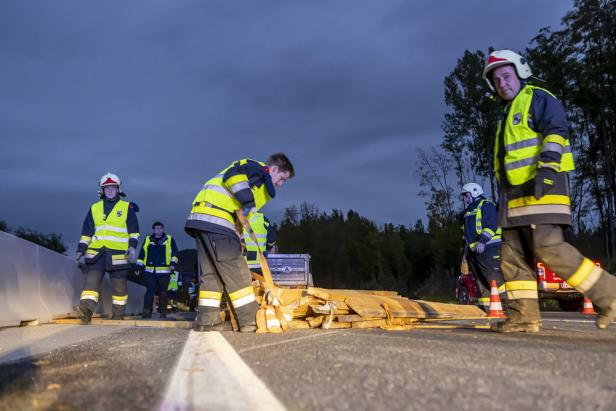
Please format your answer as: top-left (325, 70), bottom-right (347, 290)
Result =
top-left (252, 283), bottom-right (485, 331)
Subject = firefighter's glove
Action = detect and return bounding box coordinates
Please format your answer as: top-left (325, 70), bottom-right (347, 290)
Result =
top-left (75, 251), bottom-right (83, 262)
top-left (475, 242), bottom-right (486, 254)
top-left (534, 167), bottom-right (556, 200)
top-left (126, 247), bottom-right (137, 264)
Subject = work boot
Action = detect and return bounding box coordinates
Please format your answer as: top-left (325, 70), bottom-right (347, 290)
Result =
top-left (491, 298), bottom-right (541, 333)
top-left (581, 269), bottom-right (616, 330)
top-left (141, 310), bottom-right (152, 319)
top-left (74, 305), bottom-right (93, 325)
top-left (491, 320), bottom-right (542, 333)
top-left (235, 301), bottom-right (259, 332)
top-left (160, 311), bottom-right (167, 319)
top-left (596, 300), bottom-right (616, 330)
top-left (239, 323), bottom-right (257, 333)
top-left (111, 313), bottom-right (124, 321)
top-left (193, 308), bottom-right (224, 331)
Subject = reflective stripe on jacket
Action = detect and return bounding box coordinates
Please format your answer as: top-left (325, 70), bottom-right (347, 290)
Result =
top-left (243, 212), bottom-right (269, 269)
top-left (137, 234), bottom-right (178, 273)
top-left (186, 159), bottom-right (275, 235)
top-left (494, 85), bottom-right (575, 227)
top-left (463, 198), bottom-right (501, 250)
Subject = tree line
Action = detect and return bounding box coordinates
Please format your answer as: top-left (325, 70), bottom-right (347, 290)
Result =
top-left (1, 220), bottom-right (68, 255)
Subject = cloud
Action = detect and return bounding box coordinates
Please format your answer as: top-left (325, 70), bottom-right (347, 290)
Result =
top-left (0, 0), bottom-right (571, 251)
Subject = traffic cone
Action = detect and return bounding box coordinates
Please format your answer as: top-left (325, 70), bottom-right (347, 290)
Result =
top-left (487, 280), bottom-right (507, 318)
top-left (581, 297), bottom-right (597, 315)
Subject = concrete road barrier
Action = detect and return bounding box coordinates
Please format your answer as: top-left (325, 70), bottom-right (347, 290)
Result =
top-left (0, 231), bottom-right (144, 327)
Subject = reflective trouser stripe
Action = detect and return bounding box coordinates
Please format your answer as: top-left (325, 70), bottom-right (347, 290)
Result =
top-left (112, 295), bottom-right (128, 305)
top-left (229, 286), bottom-right (256, 308)
top-left (497, 284), bottom-right (506, 293)
top-left (112, 254), bottom-right (128, 265)
top-left (81, 290), bottom-right (99, 302)
top-left (146, 266), bottom-right (171, 273)
top-left (199, 291), bottom-right (222, 308)
top-left (505, 280), bottom-right (538, 300)
top-left (566, 258), bottom-right (603, 293)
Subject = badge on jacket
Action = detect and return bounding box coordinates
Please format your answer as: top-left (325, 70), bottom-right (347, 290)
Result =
top-left (117, 211), bottom-right (123, 217)
top-left (513, 112), bottom-right (522, 125)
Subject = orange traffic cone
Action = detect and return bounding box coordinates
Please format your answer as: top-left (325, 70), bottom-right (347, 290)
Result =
top-left (487, 280), bottom-right (507, 318)
top-left (581, 297), bottom-right (597, 315)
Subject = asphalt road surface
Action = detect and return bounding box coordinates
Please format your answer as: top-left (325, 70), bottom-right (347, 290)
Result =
top-left (1, 312), bottom-right (615, 411)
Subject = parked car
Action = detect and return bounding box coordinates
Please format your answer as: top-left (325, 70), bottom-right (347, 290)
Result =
top-left (455, 261), bottom-right (601, 311)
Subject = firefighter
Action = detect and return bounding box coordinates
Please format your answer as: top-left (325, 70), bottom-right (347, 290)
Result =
top-left (243, 211), bottom-right (277, 275)
top-left (136, 221), bottom-right (179, 319)
top-left (185, 153), bottom-right (294, 332)
top-left (483, 50), bottom-right (616, 332)
top-left (74, 173), bottom-right (140, 323)
top-left (460, 182), bottom-right (506, 311)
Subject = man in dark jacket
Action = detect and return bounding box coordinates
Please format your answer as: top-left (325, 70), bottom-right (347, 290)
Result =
top-left (136, 221), bottom-right (179, 319)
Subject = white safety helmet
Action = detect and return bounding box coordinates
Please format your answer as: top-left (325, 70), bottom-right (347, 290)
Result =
top-left (482, 49), bottom-right (532, 91)
top-left (99, 172), bottom-right (121, 188)
top-left (461, 183), bottom-right (484, 199)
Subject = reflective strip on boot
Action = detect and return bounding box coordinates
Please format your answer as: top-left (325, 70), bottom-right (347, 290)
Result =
top-left (505, 280), bottom-right (538, 300)
top-left (80, 290), bottom-right (99, 302)
top-left (112, 294), bottom-right (128, 305)
top-left (198, 291), bottom-right (222, 308)
top-left (229, 285), bottom-right (256, 309)
top-left (566, 258), bottom-right (603, 293)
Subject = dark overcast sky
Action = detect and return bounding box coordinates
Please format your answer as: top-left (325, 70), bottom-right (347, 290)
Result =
top-left (0, 1), bottom-right (573, 252)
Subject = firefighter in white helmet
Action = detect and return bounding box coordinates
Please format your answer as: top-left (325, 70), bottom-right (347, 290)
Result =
top-left (74, 173), bottom-right (140, 323)
top-left (460, 183), bottom-right (505, 311)
top-left (484, 49), bottom-right (616, 332)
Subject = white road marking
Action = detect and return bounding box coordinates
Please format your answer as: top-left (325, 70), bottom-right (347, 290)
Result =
top-left (542, 318), bottom-right (596, 324)
top-left (159, 331), bottom-right (286, 411)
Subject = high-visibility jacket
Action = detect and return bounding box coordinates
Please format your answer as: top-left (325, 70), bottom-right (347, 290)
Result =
top-left (463, 197), bottom-right (501, 251)
top-left (494, 84), bottom-right (575, 227)
top-left (185, 159), bottom-right (275, 236)
top-left (81, 199), bottom-right (140, 269)
top-left (168, 271), bottom-right (179, 291)
top-left (136, 234), bottom-right (178, 274)
top-left (243, 212), bottom-right (276, 269)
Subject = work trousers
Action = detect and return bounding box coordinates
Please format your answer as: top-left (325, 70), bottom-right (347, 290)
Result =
top-left (143, 272), bottom-right (170, 314)
top-left (194, 230), bottom-right (258, 327)
top-left (79, 255), bottom-right (128, 316)
top-left (501, 224), bottom-right (616, 321)
top-left (467, 244), bottom-right (506, 310)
